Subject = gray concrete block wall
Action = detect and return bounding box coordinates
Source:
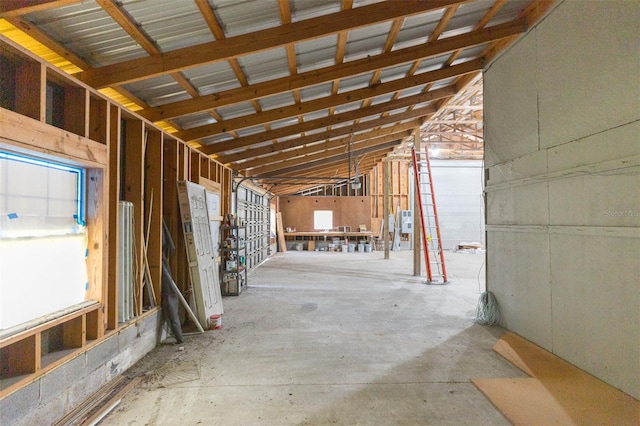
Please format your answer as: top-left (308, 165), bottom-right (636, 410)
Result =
top-left (484, 0), bottom-right (640, 399)
top-left (1, 310), bottom-right (162, 426)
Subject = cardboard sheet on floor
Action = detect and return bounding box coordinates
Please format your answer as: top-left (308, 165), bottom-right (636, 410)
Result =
top-left (472, 332), bottom-right (639, 425)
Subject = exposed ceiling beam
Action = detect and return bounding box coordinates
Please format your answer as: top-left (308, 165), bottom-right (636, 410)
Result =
top-left (217, 121), bottom-right (419, 164)
top-left (254, 141), bottom-right (398, 177)
top-left (256, 145), bottom-right (394, 178)
top-left (244, 135), bottom-right (403, 176)
top-left (201, 101), bottom-right (438, 156)
top-left (238, 131), bottom-right (410, 172)
top-left (76, 0), bottom-right (467, 88)
top-left (175, 83), bottom-right (457, 142)
top-left (138, 19), bottom-right (523, 122)
top-left (3, 15), bottom-right (91, 69)
top-left (0, 0), bottom-right (82, 17)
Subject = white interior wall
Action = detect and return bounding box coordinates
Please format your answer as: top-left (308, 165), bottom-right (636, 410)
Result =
top-left (484, 0), bottom-right (639, 398)
top-left (430, 160), bottom-right (484, 250)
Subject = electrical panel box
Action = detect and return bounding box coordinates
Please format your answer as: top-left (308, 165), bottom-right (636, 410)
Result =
top-left (400, 210), bottom-right (412, 233)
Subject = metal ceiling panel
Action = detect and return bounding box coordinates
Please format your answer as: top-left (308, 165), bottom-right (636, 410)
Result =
top-left (358, 114), bottom-right (381, 124)
top-left (450, 45), bottom-right (486, 65)
top-left (299, 82), bottom-right (333, 102)
top-left (278, 133), bottom-right (303, 142)
top-left (182, 62), bottom-right (242, 96)
top-left (413, 54), bottom-right (456, 75)
top-left (201, 132), bottom-right (233, 145)
top-left (290, 0), bottom-right (342, 23)
top-left (258, 92), bottom-right (296, 111)
top-left (296, 35), bottom-right (338, 73)
top-left (333, 101), bottom-right (362, 115)
top-left (172, 112), bottom-right (217, 130)
top-left (270, 117), bottom-right (300, 130)
top-left (378, 63), bottom-right (413, 84)
top-left (440, 0), bottom-right (529, 39)
top-left (211, 0), bottom-right (282, 38)
top-left (237, 48), bottom-right (290, 84)
top-left (122, 75), bottom-right (191, 107)
top-left (387, 107), bottom-right (410, 116)
top-left (343, 21), bottom-right (391, 62)
top-left (338, 73), bottom-right (375, 93)
top-left (236, 125), bottom-right (267, 137)
top-left (393, 9), bottom-right (445, 51)
top-left (370, 93), bottom-right (396, 105)
top-left (303, 110), bottom-right (330, 121)
top-left (121, 0), bottom-right (214, 52)
top-left (216, 102), bottom-right (257, 120)
top-left (396, 85), bottom-right (428, 99)
top-left (331, 120), bottom-right (357, 130)
top-left (25, 3), bottom-right (147, 66)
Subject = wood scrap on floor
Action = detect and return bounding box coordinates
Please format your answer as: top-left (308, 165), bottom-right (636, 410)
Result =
top-left (472, 332), bottom-right (639, 425)
top-left (54, 376), bottom-right (141, 426)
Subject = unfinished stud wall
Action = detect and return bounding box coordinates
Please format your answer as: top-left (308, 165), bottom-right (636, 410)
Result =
top-left (484, 0), bottom-right (639, 398)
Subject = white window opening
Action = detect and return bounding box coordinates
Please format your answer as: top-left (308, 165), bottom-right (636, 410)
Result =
top-left (314, 210), bottom-right (333, 231)
top-left (0, 151), bottom-right (88, 330)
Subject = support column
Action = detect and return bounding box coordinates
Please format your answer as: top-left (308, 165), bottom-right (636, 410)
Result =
top-left (383, 158), bottom-right (390, 259)
top-left (413, 133), bottom-right (422, 276)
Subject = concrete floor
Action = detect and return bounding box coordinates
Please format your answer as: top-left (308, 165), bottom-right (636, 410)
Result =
top-left (101, 250), bottom-right (525, 425)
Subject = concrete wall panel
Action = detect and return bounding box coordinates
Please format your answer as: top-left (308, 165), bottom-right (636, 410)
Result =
top-left (484, 0), bottom-right (640, 399)
top-left (486, 183), bottom-right (549, 226)
top-left (549, 172), bottom-right (640, 227)
top-left (486, 149), bottom-right (547, 185)
top-left (484, 32), bottom-right (539, 166)
top-left (537, 1), bottom-right (640, 148)
top-left (550, 234), bottom-right (640, 397)
top-left (487, 230), bottom-right (552, 349)
top-left (547, 121), bottom-right (640, 174)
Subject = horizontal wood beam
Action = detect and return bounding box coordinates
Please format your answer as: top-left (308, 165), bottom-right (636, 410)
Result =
top-left (0, 107), bottom-right (107, 167)
top-left (200, 93), bottom-right (443, 155)
top-left (0, 0), bottom-right (82, 17)
top-left (264, 153), bottom-right (388, 181)
top-left (174, 77), bottom-right (455, 141)
top-left (217, 119), bottom-right (420, 164)
top-left (139, 19), bottom-right (523, 122)
top-left (253, 140), bottom-right (398, 177)
top-left (236, 130), bottom-right (411, 171)
top-left (78, 0), bottom-right (466, 88)
top-left (243, 133), bottom-right (406, 175)
top-left (179, 83), bottom-right (458, 144)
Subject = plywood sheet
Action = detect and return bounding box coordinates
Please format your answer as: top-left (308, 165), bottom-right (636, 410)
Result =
top-left (472, 332), bottom-right (639, 425)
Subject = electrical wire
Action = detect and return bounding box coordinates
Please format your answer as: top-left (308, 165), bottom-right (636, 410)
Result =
top-left (474, 290), bottom-right (500, 326)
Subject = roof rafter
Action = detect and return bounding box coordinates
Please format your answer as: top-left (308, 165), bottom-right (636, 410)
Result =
top-left (139, 19), bottom-right (523, 122)
top-left (175, 81), bottom-right (458, 142)
top-left (244, 134), bottom-right (405, 176)
top-left (77, 0), bottom-right (468, 88)
top-left (200, 94), bottom-right (442, 155)
top-left (217, 120), bottom-right (422, 164)
top-left (237, 130), bottom-right (412, 171)
top-left (253, 141), bottom-right (398, 177)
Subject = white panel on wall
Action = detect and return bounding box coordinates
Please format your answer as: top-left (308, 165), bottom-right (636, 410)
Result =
top-left (483, 32), bottom-right (539, 167)
top-left (486, 229), bottom-right (553, 349)
top-left (549, 172), bottom-right (640, 227)
top-left (550, 233), bottom-right (640, 398)
top-left (430, 160), bottom-right (484, 250)
top-left (486, 182), bottom-right (550, 226)
top-left (536, 1), bottom-right (640, 149)
top-left (484, 0), bottom-right (640, 399)
top-left (547, 120), bottom-right (640, 174)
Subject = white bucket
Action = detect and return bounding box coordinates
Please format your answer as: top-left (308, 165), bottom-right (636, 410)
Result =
top-left (348, 243), bottom-right (355, 252)
top-left (357, 243), bottom-right (364, 252)
top-left (209, 314), bottom-right (222, 330)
